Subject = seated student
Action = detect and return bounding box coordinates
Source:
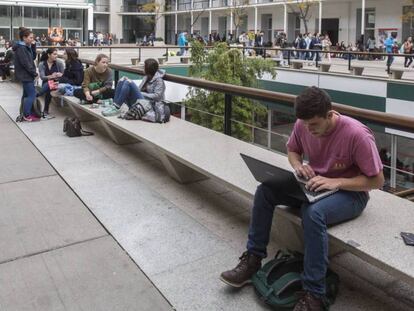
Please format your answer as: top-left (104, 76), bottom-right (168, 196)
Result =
top-left (0, 41), bottom-right (14, 81)
top-left (54, 48), bottom-right (84, 96)
top-left (220, 87), bottom-right (384, 311)
top-left (37, 47), bottom-right (65, 118)
top-left (74, 54), bottom-right (114, 103)
top-left (101, 58), bottom-right (165, 118)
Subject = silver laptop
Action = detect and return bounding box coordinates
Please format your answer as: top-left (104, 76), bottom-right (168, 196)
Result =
top-left (241, 154), bottom-right (338, 203)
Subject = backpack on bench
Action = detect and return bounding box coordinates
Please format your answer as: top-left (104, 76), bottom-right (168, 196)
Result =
top-left (252, 250), bottom-right (340, 310)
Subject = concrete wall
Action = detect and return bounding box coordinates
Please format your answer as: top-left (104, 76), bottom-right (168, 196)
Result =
top-left (110, 0), bottom-right (123, 42)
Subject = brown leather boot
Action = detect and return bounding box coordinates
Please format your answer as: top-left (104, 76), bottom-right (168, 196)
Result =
top-left (293, 291), bottom-right (324, 311)
top-left (219, 251), bottom-right (262, 288)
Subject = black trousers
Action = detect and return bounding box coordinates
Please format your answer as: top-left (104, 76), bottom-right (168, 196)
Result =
top-left (73, 88), bottom-right (115, 103)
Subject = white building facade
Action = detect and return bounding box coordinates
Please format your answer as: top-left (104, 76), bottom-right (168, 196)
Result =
top-left (1, 0), bottom-right (413, 45)
top-left (0, 0), bottom-right (93, 42)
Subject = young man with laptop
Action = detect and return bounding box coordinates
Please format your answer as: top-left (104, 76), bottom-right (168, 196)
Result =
top-left (220, 86), bottom-right (384, 311)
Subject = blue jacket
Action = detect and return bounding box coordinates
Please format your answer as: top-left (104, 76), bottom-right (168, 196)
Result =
top-left (384, 37), bottom-right (395, 53)
top-left (12, 41), bottom-right (37, 82)
top-left (178, 33), bottom-right (187, 47)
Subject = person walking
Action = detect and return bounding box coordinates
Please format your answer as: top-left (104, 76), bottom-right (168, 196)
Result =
top-left (13, 27), bottom-right (39, 122)
top-left (322, 34), bottom-right (332, 61)
top-left (384, 33), bottom-right (397, 68)
top-left (178, 31), bottom-right (188, 56)
top-left (403, 37), bottom-right (413, 68)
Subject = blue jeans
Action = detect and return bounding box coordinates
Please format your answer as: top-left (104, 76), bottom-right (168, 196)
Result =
top-left (37, 82), bottom-right (52, 113)
top-left (247, 184), bottom-right (368, 297)
top-left (387, 55), bottom-right (394, 67)
top-left (21, 81), bottom-right (36, 117)
top-left (113, 79), bottom-right (144, 108)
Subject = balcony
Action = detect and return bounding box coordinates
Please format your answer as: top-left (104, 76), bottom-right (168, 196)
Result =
top-left (94, 4), bottom-right (110, 13)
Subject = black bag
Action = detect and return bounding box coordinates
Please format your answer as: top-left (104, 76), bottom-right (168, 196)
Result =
top-left (63, 117), bottom-right (94, 137)
top-left (16, 98), bottom-right (42, 122)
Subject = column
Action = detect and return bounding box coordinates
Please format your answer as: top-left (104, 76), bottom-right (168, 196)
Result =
top-left (254, 6), bottom-right (258, 32)
top-left (230, 10), bottom-right (233, 36)
top-left (209, 10), bottom-right (212, 36)
top-left (361, 0), bottom-right (366, 37)
top-left (87, 5), bottom-right (94, 31)
top-left (318, 1), bottom-right (322, 34)
top-left (191, 11), bottom-right (194, 34)
top-left (283, 4), bottom-right (287, 33)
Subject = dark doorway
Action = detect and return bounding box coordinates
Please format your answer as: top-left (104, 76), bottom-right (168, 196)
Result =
top-left (321, 18), bottom-right (339, 45)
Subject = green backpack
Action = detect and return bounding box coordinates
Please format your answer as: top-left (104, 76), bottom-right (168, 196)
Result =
top-left (252, 250), bottom-right (339, 310)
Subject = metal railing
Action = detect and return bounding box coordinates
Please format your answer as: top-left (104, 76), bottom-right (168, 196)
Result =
top-left (38, 45), bottom-right (414, 75)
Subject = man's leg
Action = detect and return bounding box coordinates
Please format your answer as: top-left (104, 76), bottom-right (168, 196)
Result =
top-left (300, 191), bottom-right (368, 297)
top-left (221, 183), bottom-right (302, 287)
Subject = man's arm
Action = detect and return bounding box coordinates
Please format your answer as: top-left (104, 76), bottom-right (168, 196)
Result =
top-left (307, 171), bottom-right (384, 192)
top-left (288, 151), bottom-right (315, 180)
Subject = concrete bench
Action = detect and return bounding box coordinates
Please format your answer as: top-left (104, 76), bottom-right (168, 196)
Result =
top-left (290, 60), bottom-right (305, 70)
top-left (318, 61), bottom-right (332, 72)
top-left (389, 67), bottom-right (410, 80)
top-left (131, 58), bottom-right (140, 66)
top-left (180, 57), bottom-right (190, 64)
top-left (61, 95), bottom-right (414, 287)
top-left (351, 65), bottom-right (364, 76)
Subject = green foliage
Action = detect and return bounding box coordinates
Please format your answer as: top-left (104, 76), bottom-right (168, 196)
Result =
top-left (184, 40), bottom-right (276, 141)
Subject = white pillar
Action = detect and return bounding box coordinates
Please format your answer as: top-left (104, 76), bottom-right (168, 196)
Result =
top-left (209, 10), bottom-right (212, 36)
top-left (318, 1), bottom-right (322, 34)
top-left (361, 0), bottom-right (366, 36)
top-left (191, 11), bottom-right (194, 34)
top-left (87, 5), bottom-right (94, 30)
top-left (254, 6), bottom-right (258, 32)
top-left (230, 10), bottom-right (233, 35)
top-left (283, 4), bottom-right (287, 33)
top-left (175, 14), bottom-right (178, 35)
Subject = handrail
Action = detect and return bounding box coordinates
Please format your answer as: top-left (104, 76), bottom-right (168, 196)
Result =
top-left (38, 45), bottom-right (414, 58)
top-left (79, 57), bottom-right (414, 133)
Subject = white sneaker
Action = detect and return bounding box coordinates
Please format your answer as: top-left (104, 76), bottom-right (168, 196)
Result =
top-left (119, 103), bottom-right (129, 118)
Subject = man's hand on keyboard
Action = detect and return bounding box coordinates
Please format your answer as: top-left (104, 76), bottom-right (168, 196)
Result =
top-left (294, 164), bottom-right (316, 181)
top-left (306, 176), bottom-right (341, 192)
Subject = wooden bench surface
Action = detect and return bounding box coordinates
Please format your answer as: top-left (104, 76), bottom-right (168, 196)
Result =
top-left (63, 96), bottom-right (414, 285)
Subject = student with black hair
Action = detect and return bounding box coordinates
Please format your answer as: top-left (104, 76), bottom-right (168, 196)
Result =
top-left (101, 58), bottom-right (165, 121)
top-left (54, 48), bottom-right (84, 96)
top-left (37, 47), bottom-right (65, 119)
top-left (12, 27), bottom-right (38, 121)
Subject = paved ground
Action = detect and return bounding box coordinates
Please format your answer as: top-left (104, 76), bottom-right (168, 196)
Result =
top-left (0, 88), bottom-right (172, 310)
top-left (1, 81), bottom-right (412, 310)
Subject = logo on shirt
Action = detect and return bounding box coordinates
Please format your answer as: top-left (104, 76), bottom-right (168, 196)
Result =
top-left (332, 162), bottom-right (347, 170)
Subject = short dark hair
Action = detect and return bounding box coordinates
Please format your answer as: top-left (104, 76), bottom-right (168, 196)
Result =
top-left (65, 48), bottom-right (78, 64)
top-left (19, 27), bottom-right (32, 40)
top-left (144, 58), bottom-right (159, 77)
top-left (295, 86), bottom-right (332, 120)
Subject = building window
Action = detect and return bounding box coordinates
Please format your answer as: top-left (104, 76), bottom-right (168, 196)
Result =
top-left (12, 6), bottom-right (22, 27)
top-left (0, 6), bottom-right (10, 27)
top-left (50, 8), bottom-right (59, 27)
top-left (24, 7), bottom-right (49, 27)
top-left (356, 7), bottom-right (375, 43)
top-left (61, 8), bottom-right (82, 28)
top-left (402, 6), bottom-right (414, 41)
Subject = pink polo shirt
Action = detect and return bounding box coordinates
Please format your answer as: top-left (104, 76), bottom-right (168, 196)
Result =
top-left (286, 113), bottom-right (383, 178)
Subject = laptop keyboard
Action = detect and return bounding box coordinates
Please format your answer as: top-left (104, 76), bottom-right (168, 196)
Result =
top-left (300, 184), bottom-right (330, 197)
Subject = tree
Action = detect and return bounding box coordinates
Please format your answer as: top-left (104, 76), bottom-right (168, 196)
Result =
top-left (141, 1), bottom-right (167, 36)
top-left (402, 1), bottom-right (414, 23)
top-left (284, 0), bottom-right (318, 34)
top-left (227, 0), bottom-right (250, 38)
top-left (184, 41), bottom-right (276, 141)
